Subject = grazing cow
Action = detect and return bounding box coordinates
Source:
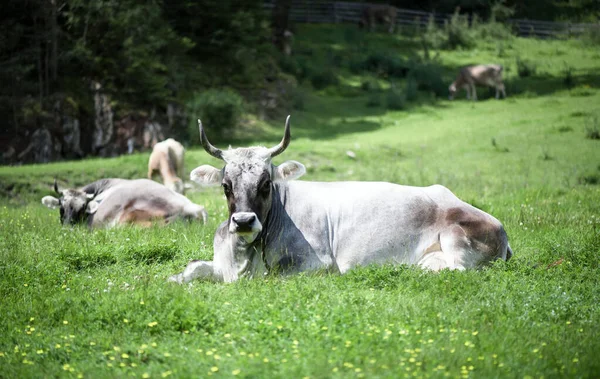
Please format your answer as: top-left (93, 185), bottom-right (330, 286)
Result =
top-left (358, 5), bottom-right (397, 34)
top-left (169, 116), bottom-right (512, 284)
top-left (42, 178), bottom-right (207, 228)
top-left (449, 64), bottom-right (506, 101)
top-left (148, 138), bottom-right (185, 194)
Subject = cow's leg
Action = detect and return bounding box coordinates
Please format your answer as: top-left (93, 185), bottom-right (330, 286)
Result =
top-left (471, 84), bottom-right (478, 101)
top-left (168, 260), bottom-right (218, 283)
top-left (465, 86), bottom-right (471, 100)
top-left (418, 251), bottom-right (465, 271)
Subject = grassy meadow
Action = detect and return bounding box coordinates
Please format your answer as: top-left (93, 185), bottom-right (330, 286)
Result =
top-left (1, 25), bottom-right (600, 378)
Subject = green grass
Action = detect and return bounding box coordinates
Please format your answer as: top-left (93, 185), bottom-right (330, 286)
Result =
top-left (1, 25), bottom-right (600, 378)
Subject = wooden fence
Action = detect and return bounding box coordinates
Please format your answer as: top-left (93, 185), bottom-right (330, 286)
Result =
top-left (264, 0), bottom-right (599, 39)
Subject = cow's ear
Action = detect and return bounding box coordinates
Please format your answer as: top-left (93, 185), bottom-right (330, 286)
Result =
top-left (190, 165), bottom-right (222, 186)
top-left (42, 196), bottom-right (60, 209)
top-left (86, 200), bottom-right (99, 214)
top-left (274, 160), bottom-right (306, 182)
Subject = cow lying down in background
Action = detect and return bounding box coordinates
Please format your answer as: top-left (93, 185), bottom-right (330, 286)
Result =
top-left (169, 116), bottom-right (513, 284)
top-left (42, 178), bottom-right (208, 228)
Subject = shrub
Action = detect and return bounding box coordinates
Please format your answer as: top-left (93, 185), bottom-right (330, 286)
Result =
top-left (516, 57), bottom-right (537, 77)
top-left (361, 78), bottom-right (381, 92)
top-left (362, 52), bottom-right (409, 78)
top-left (386, 89), bottom-right (406, 110)
top-left (366, 93), bottom-right (381, 107)
top-left (474, 21), bottom-right (514, 41)
top-left (407, 61), bottom-right (447, 98)
top-left (310, 69), bottom-right (339, 90)
top-left (295, 56), bottom-right (316, 82)
top-left (582, 25), bottom-right (600, 45)
top-left (278, 54), bottom-right (301, 77)
top-left (186, 88), bottom-right (244, 142)
top-left (348, 57), bottom-right (365, 74)
top-left (444, 10), bottom-right (475, 49)
top-left (291, 87), bottom-right (307, 110)
top-left (422, 16), bottom-right (446, 51)
top-left (585, 116), bottom-right (600, 140)
top-left (404, 77), bottom-right (419, 101)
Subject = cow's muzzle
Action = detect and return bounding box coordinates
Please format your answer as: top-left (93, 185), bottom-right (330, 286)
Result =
top-left (230, 212), bottom-right (262, 240)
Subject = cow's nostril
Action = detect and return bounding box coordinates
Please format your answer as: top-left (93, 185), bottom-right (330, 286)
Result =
top-left (232, 213), bottom-right (256, 227)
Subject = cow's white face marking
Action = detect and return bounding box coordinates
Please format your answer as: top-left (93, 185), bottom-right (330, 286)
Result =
top-left (191, 147), bottom-right (305, 244)
top-left (448, 83), bottom-right (457, 100)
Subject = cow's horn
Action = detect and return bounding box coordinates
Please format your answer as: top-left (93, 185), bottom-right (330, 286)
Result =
top-left (53, 179), bottom-right (60, 194)
top-left (268, 115), bottom-right (291, 158)
top-left (198, 119), bottom-right (223, 160)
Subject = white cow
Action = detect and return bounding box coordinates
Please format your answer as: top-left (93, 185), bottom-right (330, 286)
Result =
top-left (449, 64), bottom-right (506, 101)
top-left (169, 117), bottom-right (512, 283)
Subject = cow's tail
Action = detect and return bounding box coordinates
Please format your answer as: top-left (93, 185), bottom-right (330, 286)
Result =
top-left (505, 243), bottom-right (513, 261)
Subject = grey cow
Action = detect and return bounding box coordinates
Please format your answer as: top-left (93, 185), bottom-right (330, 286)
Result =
top-left (42, 178), bottom-right (207, 228)
top-left (169, 116), bottom-right (512, 284)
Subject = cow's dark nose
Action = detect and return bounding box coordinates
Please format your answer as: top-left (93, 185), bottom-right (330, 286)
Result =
top-left (232, 213), bottom-right (256, 232)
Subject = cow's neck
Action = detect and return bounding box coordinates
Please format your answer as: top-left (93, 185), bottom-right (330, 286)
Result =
top-left (250, 182), bottom-right (290, 271)
top-left (81, 178), bottom-right (119, 196)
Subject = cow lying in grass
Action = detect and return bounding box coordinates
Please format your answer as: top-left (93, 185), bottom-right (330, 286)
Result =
top-left (42, 179), bottom-right (207, 228)
top-left (169, 116), bottom-right (512, 284)
top-left (449, 64), bottom-right (506, 101)
top-left (148, 138), bottom-right (185, 194)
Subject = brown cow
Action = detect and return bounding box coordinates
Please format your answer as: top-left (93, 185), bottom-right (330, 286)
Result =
top-left (358, 5), bottom-right (397, 34)
top-left (148, 138), bottom-right (185, 194)
top-left (449, 64), bottom-right (507, 101)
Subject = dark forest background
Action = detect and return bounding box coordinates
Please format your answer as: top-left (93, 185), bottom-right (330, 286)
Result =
top-left (1, 0), bottom-right (598, 164)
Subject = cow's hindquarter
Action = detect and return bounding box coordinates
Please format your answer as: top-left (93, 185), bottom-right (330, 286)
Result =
top-left (92, 180), bottom-right (199, 227)
top-left (422, 185), bottom-right (509, 269)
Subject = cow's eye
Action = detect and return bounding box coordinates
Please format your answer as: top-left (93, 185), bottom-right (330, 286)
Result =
top-left (260, 180), bottom-right (272, 195)
top-left (222, 182), bottom-right (232, 195)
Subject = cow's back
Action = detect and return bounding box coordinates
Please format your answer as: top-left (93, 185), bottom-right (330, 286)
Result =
top-left (91, 179), bottom-right (195, 227)
top-left (273, 181), bottom-right (448, 269)
top-left (467, 64), bottom-right (503, 85)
